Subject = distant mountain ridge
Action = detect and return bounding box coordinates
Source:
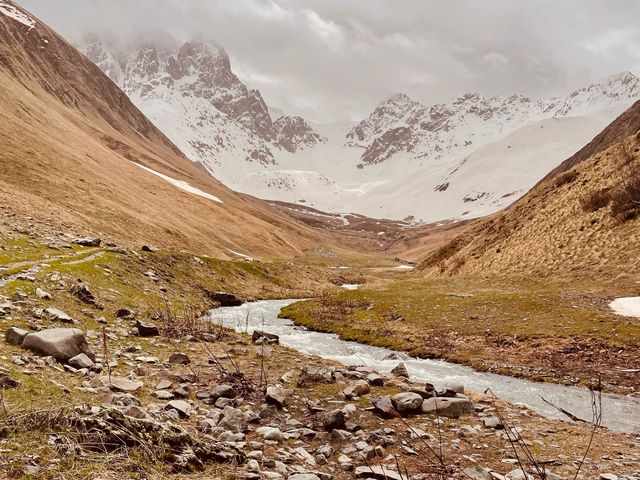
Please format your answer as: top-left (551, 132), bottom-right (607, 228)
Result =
top-left (81, 35), bottom-right (640, 223)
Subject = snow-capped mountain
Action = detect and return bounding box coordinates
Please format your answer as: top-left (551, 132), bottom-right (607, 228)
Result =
top-left (82, 36), bottom-right (640, 222)
top-left (81, 38), bottom-right (326, 183)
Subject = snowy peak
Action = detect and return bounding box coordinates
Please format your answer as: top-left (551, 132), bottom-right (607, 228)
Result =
top-left (81, 36), bottom-right (325, 178)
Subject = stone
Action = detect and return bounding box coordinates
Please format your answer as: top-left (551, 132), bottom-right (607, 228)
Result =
top-left (168, 352), bottom-right (191, 364)
top-left (116, 308), bottom-right (135, 319)
top-left (101, 376), bottom-right (143, 393)
top-left (252, 330), bottom-right (279, 344)
top-left (265, 384), bottom-right (288, 409)
top-left (0, 373), bottom-right (19, 389)
top-left (371, 396), bottom-right (399, 418)
top-left (391, 362), bottom-right (409, 378)
top-left (218, 406), bottom-right (247, 433)
top-left (288, 475), bottom-right (321, 480)
top-left (391, 392), bottom-right (423, 413)
top-left (123, 405), bottom-right (150, 419)
top-left (35, 288), bottom-right (51, 300)
top-left (212, 384), bottom-right (236, 399)
top-left (445, 382), bottom-right (465, 394)
top-left (366, 373), bottom-right (384, 386)
top-left (68, 353), bottom-right (94, 369)
top-left (206, 291), bottom-right (243, 307)
top-left (354, 465), bottom-right (407, 480)
top-left (155, 390), bottom-right (174, 400)
top-left (342, 380), bottom-right (370, 398)
top-left (136, 320), bottom-right (159, 337)
top-left (22, 328), bottom-right (93, 361)
top-left (43, 308), bottom-right (75, 324)
top-left (5, 326), bottom-right (29, 345)
top-left (141, 245), bottom-right (158, 252)
top-left (483, 416), bottom-right (503, 429)
top-left (421, 397), bottom-right (472, 418)
top-left (165, 400), bottom-right (191, 418)
top-left (69, 283), bottom-right (96, 305)
top-left (73, 237), bottom-right (101, 247)
top-left (463, 466), bottom-right (493, 480)
top-left (316, 409), bottom-right (346, 431)
top-left (256, 426), bottom-right (284, 441)
top-left (599, 475), bottom-right (618, 480)
top-left (156, 379), bottom-right (173, 390)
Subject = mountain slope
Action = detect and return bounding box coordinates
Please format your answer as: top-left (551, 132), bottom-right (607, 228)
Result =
top-left (417, 100), bottom-right (640, 278)
top-left (0, 1), bottom-right (331, 258)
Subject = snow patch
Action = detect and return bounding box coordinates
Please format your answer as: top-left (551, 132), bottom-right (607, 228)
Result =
top-left (341, 284), bottom-right (360, 290)
top-left (394, 265), bottom-right (414, 270)
top-left (133, 163), bottom-right (223, 204)
top-left (0, 1), bottom-right (35, 29)
top-left (609, 297), bottom-right (640, 318)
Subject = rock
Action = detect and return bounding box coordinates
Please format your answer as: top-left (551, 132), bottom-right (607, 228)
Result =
top-left (43, 307), bottom-right (75, 324)
top-left (116, 308), bottom-right (135, 319)
top-left (68, 353), bottom-right (94, 369)
top-left (218, 406), bottom-right (247, 433)
top-left (421, 397), bottom-right (472, 418)
top-left (155, 390), bottom-right (174, 400)
top-left (391, 392), bottom-right (423, 413)
top-left (265, 384), bottom-right (287, 409)
top-left (316, 409), bottom-right (346, 431)
top-left (136, 320), bottom-right (159, 337)
top-left (141, 245), bottom-right (158, 252)
top-left (168, 352), bottom-right (191, 364)
top-left (73, 237), bottom-right (101, 247)
top-left (156, 379), bottom-right (173, 390)
top-left (354, 465), bottom-right (407, 480)
top-left (212, 384), bottom-right (237, 399)
top-left (252, 330), bottom-right (279, 344)
top-left (206, 291), bottom-right (243, 307)
top-left (123, 405), bottom-right (150, 420)
top-left (288, 475), bottom-right (321, 480)
top-left (297, 366), bottom-right (335, 386)
top-left (599, 475), bottom-right (618, 480)
top-left (444, 382), bottom-right (465, 394)
top-left (463, 466), bottom-right (493, 480)
top-left (483, 416), bottom-right (503, 429)
top-left (371, 396), bottom-right (399, 418)
top-left (366, 373), bottom-right (384, 386)
top-left (165, 400), bottom-right (192, 418)
top-left (22, 328), bottom-right (93, 361)
top-left (256, 426), bottom-right (284, 441)
top-left (101, 376), bottom-right (143, 393)
top-left (342, 380), bottom-right (370, 398)
top-left (69, 282), bottom-right (96, 305)
top-left (5, 326), bottom-right (29, 346)
top-left (391, 362), bottom-right (409, 378)
top-left (35, 288), bottom-right (51, 300)
top-left (0, 373), bottom-right (19, 389)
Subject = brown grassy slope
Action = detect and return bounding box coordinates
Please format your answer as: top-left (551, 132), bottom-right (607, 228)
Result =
top-left (0, 3), bottom-right (334, 259)
top-left (417, 102), bottom-right (640, 279)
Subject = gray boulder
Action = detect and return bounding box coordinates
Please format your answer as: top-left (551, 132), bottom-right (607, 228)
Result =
top-left (136, 320), bottom-right (159, 337)
top-left (265, 384), bottom-right (288, 409)
top-left (391, 362), bottom-right (409, 378)
top-left (421, 396), bottom-right (472, 418)
top-left (391, 392), bottom-right (423, 413)
top-left (22, 328), bottom-right (94, 362)
top-left (69, 353), bottom-right (94, 369)
top-left (5, 326), bottom-right (29, 346)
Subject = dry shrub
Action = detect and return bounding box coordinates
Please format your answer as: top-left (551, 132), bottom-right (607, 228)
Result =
top-left (153, 302), bottom-right (224, 340)
top-left (610, 168), bottom-right (640, 221)
top-left (553, 169), bottom-right (578, 188)
top-left (579, 188), bottom-right (611, 213)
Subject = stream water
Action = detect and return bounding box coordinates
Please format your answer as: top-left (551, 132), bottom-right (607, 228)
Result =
top-left (210, 299), bottom-right (640, 434)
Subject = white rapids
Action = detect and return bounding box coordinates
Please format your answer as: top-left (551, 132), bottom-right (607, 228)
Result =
top-left (210, 299), bottom-right (640, 434)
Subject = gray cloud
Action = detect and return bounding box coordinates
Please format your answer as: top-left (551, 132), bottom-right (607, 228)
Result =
top-left (18, 0), bottom-right (640, 122)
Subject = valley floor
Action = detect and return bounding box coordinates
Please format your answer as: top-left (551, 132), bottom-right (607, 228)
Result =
top-left (0, 223), bottom-right (638, 479)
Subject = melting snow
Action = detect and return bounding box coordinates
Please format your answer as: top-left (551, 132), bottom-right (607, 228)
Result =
top-left (0, 1), bottom-right (36, 29)
top-left (609, 297), bottom-right (640, 318)
top-left (227, 248), bottom-right (253, 260)
top-left (133, 163), bottom-right (223, 204)
top-left (341, 284), bottom-right (360, 290)
top-left (394, 265), bottom-right (414, 270)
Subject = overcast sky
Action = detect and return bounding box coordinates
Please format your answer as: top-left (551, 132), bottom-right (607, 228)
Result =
top-left (19, 0), bottom-right (640, 123)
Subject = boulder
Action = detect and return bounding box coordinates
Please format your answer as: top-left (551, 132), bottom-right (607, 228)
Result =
top-left (371, 396), bottom-right (399, 418)
top-left (141, 245), bottom-right (158, 252)
top-left (168, 352), bottom-right (191, 364)
top-left (35, 288), bottom-right (51, 300)
top-left (342, 380), bottom-right (371, 398)
top-left (265, 384), bottom-right (288, 409)
top-left (444, 382), bottom-right (465, 394)
top-left (22, 328), bottom-right (93, 362)
top-left (206, 291), bottom-right (243, 307)
top-left (218, 406), bottom-right (247, 433)
top-left (69, 353), bottom-right (94, 369)
top-left (136, 320), bottom-right (159, 337)
top-left (5, 326), bottom-right (29, 346)
top-left (101, 376), bottom-right (143, 393)
top-left (391, 392), bottom-right (423, 413)
top-left (0, 373), bottom-right (19, 389)
top-left (69, 282), bottom-right (96, 305)
top-left (316, 409), bottom-right (346, 431)
top-left (212, 384), bottom-right (236, 399)
top-left (43, 308), bottom-right (75, 324)
top-left (252, 330), bottom-right (279, 344)
top-left (116, 308), bottom-right (135, 319)
top-left (256, 426), bottom-right (284, 441)
top-left (165, 400), bottom-right (192, 418)
top-left (391, 362), bottom-right (409, 378)
top-left (354, 465), bottom-right (407, 480)
top-left (421, 397), bottom-right (472, 418)
top-left (73, 237), bottom-right (101, 247)
top-left (366, 373), bottom-right (385, 386)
